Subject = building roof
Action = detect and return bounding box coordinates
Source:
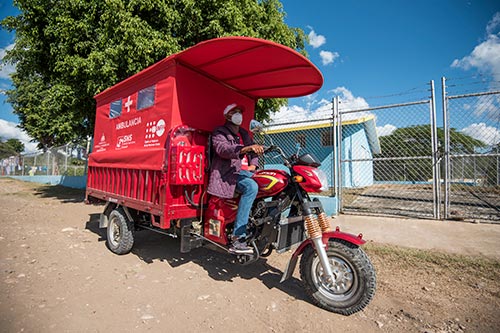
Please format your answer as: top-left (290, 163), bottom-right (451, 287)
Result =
top-left (265, 114), bottom-right (381, 154)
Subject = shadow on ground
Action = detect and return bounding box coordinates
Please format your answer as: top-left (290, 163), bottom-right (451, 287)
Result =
top-left (33, 185), bottom-right (86, 203)
top-left (85, 213), bottom-right (310, 304)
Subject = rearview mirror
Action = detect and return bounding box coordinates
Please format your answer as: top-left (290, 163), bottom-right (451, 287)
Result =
top-left (249, 119), bottom-right (264, 133)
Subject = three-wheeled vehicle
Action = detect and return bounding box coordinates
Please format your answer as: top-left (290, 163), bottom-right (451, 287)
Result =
top-left (86, 37), bottom-right (375, 315)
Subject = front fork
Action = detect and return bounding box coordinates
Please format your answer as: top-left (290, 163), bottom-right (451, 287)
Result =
top-left (304, 212), bottom-right (335, 284)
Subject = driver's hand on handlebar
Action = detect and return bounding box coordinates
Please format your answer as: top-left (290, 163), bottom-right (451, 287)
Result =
top-left (242, 144), bottom-right (265, 155)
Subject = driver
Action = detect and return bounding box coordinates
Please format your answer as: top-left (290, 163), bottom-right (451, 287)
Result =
top-left (207, 103), bottom-right (264, 254)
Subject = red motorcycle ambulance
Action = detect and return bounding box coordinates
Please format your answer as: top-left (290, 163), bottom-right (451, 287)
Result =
top-left (86, 37), bottom-right (376, 315)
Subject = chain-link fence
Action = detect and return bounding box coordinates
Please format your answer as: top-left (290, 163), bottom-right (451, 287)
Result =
top-left (443, 79), bottom-right (500, 222)
top-left (1, 144), bottom-right (88, 177)
top-left (337, 97), bottom-right (439, 219)
top-left (260, 110), bottom-right (336, 196)
top-left (260, 79), bottom-right (499, 222)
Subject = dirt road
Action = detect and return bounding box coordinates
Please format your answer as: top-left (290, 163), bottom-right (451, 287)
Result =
top-left (1, 178), bottom-right (499, 332)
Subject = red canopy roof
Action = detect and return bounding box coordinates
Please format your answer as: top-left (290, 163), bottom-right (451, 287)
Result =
top-left (175, 36), bottom-right (323, 99)
top-left (96, 36), bottom-right (323, 101)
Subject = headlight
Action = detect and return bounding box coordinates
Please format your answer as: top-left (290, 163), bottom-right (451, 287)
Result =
top-left (312, 169), bottom-right (329, 191)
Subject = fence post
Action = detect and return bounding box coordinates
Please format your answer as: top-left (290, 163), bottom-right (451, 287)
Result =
top-left (429, 80), bottom-right (441, 219)
top-left (331, 97), bottom-right (336, 197)
top-left (65, 144), bottom-right (69, 174)
top-left (335, 96), bottom-right (343, 213)
top-left (441, 77), bottom-right (450, 220)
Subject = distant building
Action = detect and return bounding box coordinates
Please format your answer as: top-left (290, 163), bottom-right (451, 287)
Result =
top-left (264, 114), bottom-right (381, 188)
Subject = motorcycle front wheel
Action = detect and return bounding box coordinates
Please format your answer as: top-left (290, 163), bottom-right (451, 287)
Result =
top-left (299, 239), bottom-right (376, 315)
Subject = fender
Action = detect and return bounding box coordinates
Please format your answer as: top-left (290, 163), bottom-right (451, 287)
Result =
top-left (280, 227), bottom-right (365, 283)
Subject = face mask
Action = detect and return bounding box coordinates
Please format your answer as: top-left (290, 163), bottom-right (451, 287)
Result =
top-left (231, 112), bottom-right (243, 126)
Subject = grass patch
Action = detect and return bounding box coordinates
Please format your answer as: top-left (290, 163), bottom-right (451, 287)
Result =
top-left (364, 242), bottom-right (500, 281)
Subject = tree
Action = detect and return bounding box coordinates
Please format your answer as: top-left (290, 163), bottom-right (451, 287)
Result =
top-left (6, 138), bottom-right (25, 153)
top-left (374, 125), bottom-right (486, 182)
top-left (0, 138), bottom-right (24, 159)
top-left (2, 0), bottom-right (306, 148)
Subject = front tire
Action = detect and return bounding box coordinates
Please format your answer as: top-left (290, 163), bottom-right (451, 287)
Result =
top-left (299, 239), bottom-right (376, 315)
top-left (106, 208), bottom-right (135, 255)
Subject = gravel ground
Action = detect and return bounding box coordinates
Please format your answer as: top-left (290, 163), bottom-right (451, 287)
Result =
top-left (1, 178), bottom-right (499, 332)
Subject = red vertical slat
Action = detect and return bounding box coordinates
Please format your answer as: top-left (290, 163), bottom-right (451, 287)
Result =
top-left (144, 170), bottom-right (149, 202)
top-left (126, 169), bottom-right (131, 197)
top-left (110, 168), bottom-right (117, 193)
top-left (139, 170), bottom-right (145, 201)
top-left (98, 168), bottom-right (101, 190)
top-left (132, 170), bottom-right (138, 200)
top-left (87, 167), bottom-right (93, 188)
top-left (100, 168), bottom-right (105, 191)
top-left (104, 168), bottom-right (109, 192)
top-left (152, 171), bottom-right (159, 205)
top-left (146, 170), bottom-right (152, 202)
top-left (119, 168), bottom-right (124, 196)
top-left (108, 168), bottom-right (113, 193)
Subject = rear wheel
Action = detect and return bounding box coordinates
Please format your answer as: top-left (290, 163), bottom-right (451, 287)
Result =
top-left (106, 208), bottom-right (135, 255)
top-left (299, 239), bottom-right (376, 315)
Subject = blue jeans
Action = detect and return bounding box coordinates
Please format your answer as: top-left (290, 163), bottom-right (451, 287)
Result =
top-left (233, 170), bottom-right (258, 239)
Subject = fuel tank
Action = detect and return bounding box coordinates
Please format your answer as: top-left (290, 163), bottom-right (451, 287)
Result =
top-left (252, 169), bottom-right (289, 198)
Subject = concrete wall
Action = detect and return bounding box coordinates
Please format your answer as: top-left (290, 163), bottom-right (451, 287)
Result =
top-left (7, 175), bottom-right (87, 189)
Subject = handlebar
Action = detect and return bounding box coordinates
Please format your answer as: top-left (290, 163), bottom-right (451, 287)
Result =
top-left (263, 145), bottom-right (292, 167)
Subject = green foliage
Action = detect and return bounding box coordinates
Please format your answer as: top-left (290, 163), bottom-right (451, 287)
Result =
top-left (0, 138), bottom-right (25, 159)
top-left (6, 138), bottom-right (25, 153)
top-left (2, 0), bottom-right (306, 147)
top-left (375, 125), bottom-right (486, 182)
top-left (378, 125), bottom-right (485, 158)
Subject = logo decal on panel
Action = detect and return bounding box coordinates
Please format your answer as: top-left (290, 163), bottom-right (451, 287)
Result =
top-left (116, 134), bottom-right (135, 150)
top-left (144, 119), bottom-right (165, 148)
top-left (95, 133), bottom-right (110, 152)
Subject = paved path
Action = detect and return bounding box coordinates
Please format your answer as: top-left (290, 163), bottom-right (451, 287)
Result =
top-left (332, 214), bottom-right (500, 260)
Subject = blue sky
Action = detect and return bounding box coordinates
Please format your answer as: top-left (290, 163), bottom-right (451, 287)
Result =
top-left (0, 0), bottom-right (499, 151)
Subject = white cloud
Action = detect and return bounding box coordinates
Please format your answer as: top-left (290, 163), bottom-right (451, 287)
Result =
top-left (332, 87), bottom-right (370, 111)
top-left (268, 87), bottom-right (370, 127)
top-left (451, 13), bottom-right (500, 82)
top-left (472, 95), bottom-right (499, 121)
top-left (319, 50), bottom-right (339, 66)
top-left (0, 119), bottom-right (39, 153)
top-left (308, 29), bottom-right (326, 48)
top-left (486, 12), bottom-right (500, 35)
top-left (0, 43), bottom-right (16, 80)
top-left (461, 122), bottom-right (500, 146)
top-left (269, 104), bottom-right (308, 124)
top-left (377, 124), bottom-right (397, 137)
top-left (268, 96), bottom-right (334, 125)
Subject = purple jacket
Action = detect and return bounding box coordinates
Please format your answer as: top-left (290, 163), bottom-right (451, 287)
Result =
top-left (207, 122), bottom-right (258, 198)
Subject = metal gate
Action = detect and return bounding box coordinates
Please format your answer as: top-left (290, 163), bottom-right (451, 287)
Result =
top-left (336, 82), bottom-right (440, 219)
top-left (262, 78), bottom-right (498, 222)
top-left (442, 78), bottom-right (500, 222)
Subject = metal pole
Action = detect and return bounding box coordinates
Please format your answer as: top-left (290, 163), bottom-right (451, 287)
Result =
top-left (497, 143), bottom-right (500, 185)
top-left (331, 97), bottom-right (336, 198)
top-left (430, 80), bottom-right (440, 219)
top-left (336, 96), bottom-right (343, 213)
top-left (65, 144), bottom-right (69, 174)
top-left (442, 77), bottom-right (450, 219)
